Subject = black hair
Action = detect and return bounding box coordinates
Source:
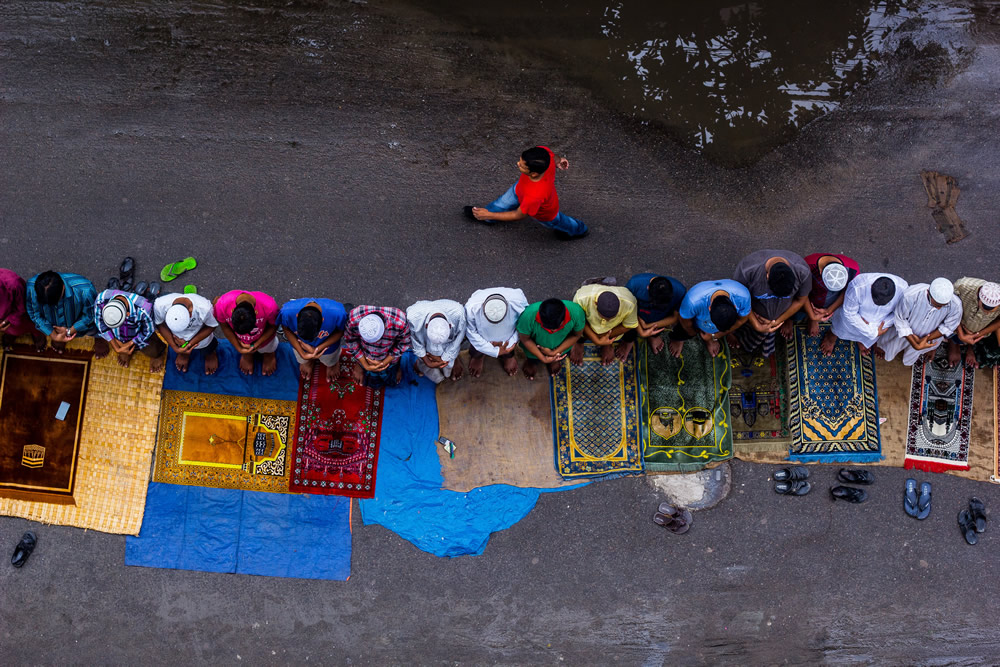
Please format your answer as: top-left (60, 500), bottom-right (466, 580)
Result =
top-left (34, 271), bottom-right (64, 306)
top-left (648, 277), bottom-right (673, 308)
top-left (871, 277), bottom-right (896, 306)
top-left (709, 296), bottom-right (738, 332)
top-left (767, 262), bottom-right (796, 298)
top-left (521, 146), bottom-right (551, 175)
top-left (231, 302), bottom-right (257, 335)
top-left (539, 298), bottom-right (567, 330)
top-left (297, 306), bottom-right (322, 341)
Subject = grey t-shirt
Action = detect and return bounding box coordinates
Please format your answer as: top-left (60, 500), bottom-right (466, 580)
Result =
top-left (733, 249), bottom-right (811, 320)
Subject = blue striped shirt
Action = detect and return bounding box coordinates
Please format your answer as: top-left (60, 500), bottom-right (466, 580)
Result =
top-left (25, 272), bottom-right (98, 336)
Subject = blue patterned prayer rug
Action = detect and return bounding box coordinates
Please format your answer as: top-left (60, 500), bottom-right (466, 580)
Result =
top-left (551, 343), bottom-right (644, 479)
top-left (638, 338), bottom-right (733, 472)
top-left (786, 323), bottom-right (882, 463)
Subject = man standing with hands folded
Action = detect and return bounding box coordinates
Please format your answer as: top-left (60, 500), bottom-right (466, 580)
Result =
top-left (732, 250), bottom-right (811, 357)
top-left (214, 289), bottom-right (280, 376)
top-left (465, 288), bottom-right (529, 377)
top-left (517, 298), bottom-right (586, 380)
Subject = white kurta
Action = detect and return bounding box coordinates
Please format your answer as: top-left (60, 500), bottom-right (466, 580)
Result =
top-left (877, 283), bottom-right (963, 366)
top-left (830, 273), bottom-right (909, 348)
top-left (406, 299), bottom-right (466, 383)
top-left (464, 287), bottom-right (529, 357)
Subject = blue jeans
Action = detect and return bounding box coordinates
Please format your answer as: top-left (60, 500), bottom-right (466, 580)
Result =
top-left (487, 184), bottom-right (587, 237)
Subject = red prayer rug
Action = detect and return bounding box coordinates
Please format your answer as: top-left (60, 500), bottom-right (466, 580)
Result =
top-left (291, 358), bottom-right (384, 498)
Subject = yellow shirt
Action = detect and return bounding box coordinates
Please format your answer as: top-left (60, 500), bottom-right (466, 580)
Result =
top-left (572, 285), bottom-right (639, 335)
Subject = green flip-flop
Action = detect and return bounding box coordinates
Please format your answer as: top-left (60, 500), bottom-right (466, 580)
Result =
top-left (183, 285), bottom-right (198, 294)
top-left (160, 257), bottom-right (197, 282)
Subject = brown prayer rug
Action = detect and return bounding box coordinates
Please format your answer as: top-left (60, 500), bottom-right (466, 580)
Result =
top-left (730, 343), bottom-right (792, 454)
top-left (0, 347), bottom-right (91, 504)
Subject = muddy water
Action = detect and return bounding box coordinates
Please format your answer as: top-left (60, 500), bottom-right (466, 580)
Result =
top-left (394, 0), bottom-right (973, 165)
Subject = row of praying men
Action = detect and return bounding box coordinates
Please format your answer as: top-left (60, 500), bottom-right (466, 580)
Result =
top-left (1, 254), bottom-right (997, 386)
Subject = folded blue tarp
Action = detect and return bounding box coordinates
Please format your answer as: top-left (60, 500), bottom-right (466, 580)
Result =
top-left (360, 377), bottom-right (582, 558)
top-left (125, 483), bottom-right (353, 580)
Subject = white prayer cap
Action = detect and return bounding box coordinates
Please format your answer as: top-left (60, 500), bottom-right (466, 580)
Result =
top-left (165, 304), bottom-right (191, 334)
top-left (483, 294), bottom-right (509, 324)
top-left (821, 263), bottom-right (849, 292)
top-left (358, 314), bottom-right (385, 343)
top-left (929, 278), bottom-right (954, 304)
top-left (979, 282), bottom-right (1000, 308)
top-left (101, 298), bottom-right (129, 329)
top-left (426, 316), bottom-right (451, 345)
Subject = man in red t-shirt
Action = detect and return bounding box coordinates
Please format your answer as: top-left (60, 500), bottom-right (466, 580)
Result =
top-left (465, 146), bottom-right (588, 240)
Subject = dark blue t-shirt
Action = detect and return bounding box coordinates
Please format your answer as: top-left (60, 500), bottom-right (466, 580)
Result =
top-left (625, 273), bottom-right (687, 323)
top-left (278, 298), bottom-right (347, 350)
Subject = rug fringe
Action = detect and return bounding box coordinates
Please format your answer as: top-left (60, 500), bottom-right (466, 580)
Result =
top-left (788, 453), bottom-right (885, 464)
top-left (734, 442), bottom-right (791, 454)
top-left (903, 459), bottom-right (970, 474)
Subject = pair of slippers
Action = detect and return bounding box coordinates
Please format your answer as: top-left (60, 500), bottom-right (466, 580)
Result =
top-left (903, 479), bottom-right (932, 519)
top-left (652, 502), bottom-right (692, 534)
top-left (772, 467), bottom-right (874, 501)
top-left (830, 468), bottom-right (874, 504)
top-left (958, 497), bottom-right (988, 545)
top-left (108, 257), bottom-right (163, 300)
top-left (773, 465), bottom-right (812, 495)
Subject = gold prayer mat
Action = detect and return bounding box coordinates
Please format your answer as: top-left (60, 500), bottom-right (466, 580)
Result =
top-left (0, 336), bottom-right (164, 534)
top-left (436, 351), bottom-right (576, 491)
top-left (0, 348), bottom-right (90, 504)
top-left (153, 390), bottom-right (296, 493)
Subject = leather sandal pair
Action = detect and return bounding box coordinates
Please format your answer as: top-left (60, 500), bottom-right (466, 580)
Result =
top-left (653, 502), bottom-right (692, 534)
top-left (773, 466), bottom-right (811, 496)
top-left (958, 497), bottom-right (987, 545)
top-left (904, 479), bottom-right (931, 519)
top-left (831, 468), bottom-right (873, 503)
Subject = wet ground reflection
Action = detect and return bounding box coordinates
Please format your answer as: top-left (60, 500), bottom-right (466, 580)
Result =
top-left (398, 0), bottom-right (973, 164)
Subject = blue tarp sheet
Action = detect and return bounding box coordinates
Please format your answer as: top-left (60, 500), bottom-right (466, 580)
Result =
top-left (125, 483), bottom-right (352, 580)
top-left (360, 377), bottom-right (582, 558)
top-left (162, 339), bottom-right (300, 399)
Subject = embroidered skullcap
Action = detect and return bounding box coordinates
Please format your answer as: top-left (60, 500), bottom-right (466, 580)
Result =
top-left (165, 304), bottom-right (191, 334)
top-left (358, 313), bottom-right (385, 343)
top-left (821, 262), bottom-right (849, 293)
top-left (979, 282), bottom-right (1000, 308)
top-left (101, 297), bottom-right (129, 329)
top-left (483, 294), bottom-right (509, 324)
top-left (596, 291), bottom-right (620, 319)
top-left (426, 316), bottom-right (451, 345)
top-left (929, 278), bottom-right (954, 305)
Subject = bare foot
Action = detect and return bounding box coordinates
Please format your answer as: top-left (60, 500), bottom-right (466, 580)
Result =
top-left (780, 320), bottom-right (794, 340)
top-left (502, 354), bottom-right (518, 376)
top-left (117, 351), bottom-right (132, 368)
top-left (726, 334), bottom-right (740, 350)
top-left (947, 341), bottom-right (962, 368)
top-left (51, 340), bottom-right (66, 355)
top-left (239, 352), bottom-right (255, 375)
top-left (616, 341), bottom-right (633, 362)
top-left (922, 348), bottom-right (937, 362)
top-left (668, 340), bottom-right (685, 358)
top-left (857, 343), bottom-right (871, 355)
top-left (175, 352), bottom-right (191, 373)
top-left (873, 346), bottom-right (886, 360)
top-left (807, 319), bottom-right (821, 338)
top-left (450, 359), bottom-right (464, 381)
top-left (351, 362), bottom-right (364, 385)
top-left (32, 333), bottom-right (47, 352)
top-left (1, 334), bottom-right (14, 351)
top-left (395, 364), bottom-right (403, 384)
top-left (547, 360), bottom-right (563, 375)
top-left (150, 354), bottom-right (166, 373)
top-left (600, 344), bottom-right (615, 365)
top-left (706, 339), bottom-right (721, 357)
top-left (819, 331), bottom-right (839, 356)
top-left (325, 363), bottom-right (338, 383)
top-left (649, 335), bottom-right (665, 355)
top-left (965, 345), bottom-right (979, 369)
top-left (93, 338), bottom-right (110, 359)
top-left (523, 359), bottom-right (538, 380)
top-left (469, 354), bottom-right (485, 378)
top-left (261, 352), bottom-right (277, 376)
top-left (299, 359), bottom-right (315, 380)
top-left (204, 350), bottom-right (219, 375)
top-left (569, 342), bottom-right (585, 365)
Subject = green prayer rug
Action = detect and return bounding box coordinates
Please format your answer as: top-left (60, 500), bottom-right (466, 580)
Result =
top-left (639, 339), bottom-right (733, 472)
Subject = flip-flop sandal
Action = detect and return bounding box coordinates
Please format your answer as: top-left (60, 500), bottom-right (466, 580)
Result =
top-left (774, 480), bottom-right (811, 496)
top-left (160, 257), bottom-right (197, 282)
top-left (652, 512), bottom-right (676, 528)
top-left (119, 257), bottom-right (135, 281)
top-left (969, 497), bottom-right (987, 533)
top-left (145, 281), bottom-right (162, 299)
top-left (904, 479), bottom-right (919, 518)
top-left (666, 509), bottom-right (693, 534)
top-left (773, 466), bottom-right (810, 482)
top-left (133, 281), bottom-right (148, 297)
top-left (183, 284), bottom-right (198, 294)
top-left (107, 277), bottom-right (121, 290)
top-left (959, 510), bottom-right (978, 545)
top-left (916, 482), bottom-right (932, 520)
top-left (657, 502), bottom-right (679, 516)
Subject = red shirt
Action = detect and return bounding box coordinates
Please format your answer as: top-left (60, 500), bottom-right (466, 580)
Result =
top-left (515, 146), bottom-right (559, 222)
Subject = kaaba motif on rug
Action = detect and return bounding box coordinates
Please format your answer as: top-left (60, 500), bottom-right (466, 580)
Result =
top-left (153, 390), bottom-right (296, 493)
top-left (786, 324), bottom-right (882, 462)
top-left (639, 338), bottom-right (733, 472)
top-left (291, 358), bottom-right (384, 498)
top-left (0, 348), bottom-right (91, 504)
top-left (905, 346), bottom-right (973, 473)
top-left (551, 343), bottom-right (643, 479)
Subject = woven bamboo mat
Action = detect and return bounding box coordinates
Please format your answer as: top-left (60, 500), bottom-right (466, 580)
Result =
top-left (0, 336), bottom-right (163, 534)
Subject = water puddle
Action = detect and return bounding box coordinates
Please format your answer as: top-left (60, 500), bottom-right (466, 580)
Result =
top-left (396, 0), bottom-right (974, 165)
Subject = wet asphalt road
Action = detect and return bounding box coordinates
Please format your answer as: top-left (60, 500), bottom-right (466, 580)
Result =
top-left (3, 1), bottom-right (1000, 663)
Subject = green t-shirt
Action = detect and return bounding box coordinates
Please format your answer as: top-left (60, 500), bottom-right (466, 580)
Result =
top-left (517, 300), bottom-right (586, 358)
